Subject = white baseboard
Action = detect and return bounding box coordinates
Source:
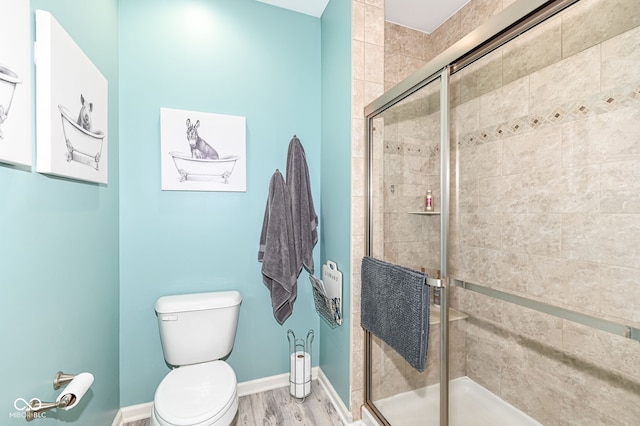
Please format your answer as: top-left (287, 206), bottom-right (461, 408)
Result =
top-left (113, 368), bottom-right (364, 425)
top-left (317, 368), bottom-right (355, 425)
top-left (113, 368), bottom-right (320, 425)
top-left (110, 409), bottom-right (122, 426)
top-left (112, 401), bottom-right (153, 426)
top-left (237, 366), bottom-right (319, 397)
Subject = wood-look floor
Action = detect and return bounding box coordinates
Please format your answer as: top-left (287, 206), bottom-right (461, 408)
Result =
top-left (232, 382), bottom-right (344, 426)
top-left (124, 380), bottom-right (345, 426)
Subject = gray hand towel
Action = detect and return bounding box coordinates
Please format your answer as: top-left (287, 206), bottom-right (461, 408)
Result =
top-left (258, 170), bottom-right (298, 324)
top-left (360, 256), bottom-right (430, 372)
top-left (286, 135), bottom-right (318, 275)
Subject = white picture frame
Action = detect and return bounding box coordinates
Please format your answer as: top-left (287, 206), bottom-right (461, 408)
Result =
top-left (0, 0), bottom-right (32, 167)
top-left (161, 107), bottom-right (247, 192)
top-left (35, 10), bottom-right (109, 184)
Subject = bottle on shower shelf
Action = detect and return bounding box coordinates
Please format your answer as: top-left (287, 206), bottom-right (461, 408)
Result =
top-left (425, 189), bottom-right (433, 212)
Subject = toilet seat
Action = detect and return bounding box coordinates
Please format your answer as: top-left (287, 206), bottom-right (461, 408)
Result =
top-left (153, 361), bottom-right (237, 426)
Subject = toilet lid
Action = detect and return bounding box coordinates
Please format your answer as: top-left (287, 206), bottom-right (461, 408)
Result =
top-left (155, 361), bottom-right (237, 425)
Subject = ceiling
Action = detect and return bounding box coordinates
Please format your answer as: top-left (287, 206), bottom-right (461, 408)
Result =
top-left (385, 0), bottom-right (470, 34)
top-left (256, 0), bottom-right (470, 34)
top-left (256, 0), bottom-right (330, 19)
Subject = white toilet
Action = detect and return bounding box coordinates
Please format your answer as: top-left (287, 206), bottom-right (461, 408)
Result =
top-left (151, 291), bottom-right (242, 426)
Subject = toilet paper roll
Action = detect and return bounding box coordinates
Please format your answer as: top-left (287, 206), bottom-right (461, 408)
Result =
top-left (56, 372), bottom-right (94, 410)
top-left (289, 352), bottom-right (311, 398)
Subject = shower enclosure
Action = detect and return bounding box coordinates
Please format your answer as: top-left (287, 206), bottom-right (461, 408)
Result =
top-left (363, 0), bottom-right (640, 424)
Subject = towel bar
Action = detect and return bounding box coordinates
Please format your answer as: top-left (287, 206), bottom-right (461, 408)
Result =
top-left (426, 276), bottom-right (444, 288)
top-left (451, 279), bottom-right (640, 343)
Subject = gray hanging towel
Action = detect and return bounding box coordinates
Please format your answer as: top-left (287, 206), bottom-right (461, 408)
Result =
top-left (286, 135), bottom-right (318, 275)
top-left (258, 170), bottom-right (298, 324)
top-left (360, 256), bottom-right (430, 372)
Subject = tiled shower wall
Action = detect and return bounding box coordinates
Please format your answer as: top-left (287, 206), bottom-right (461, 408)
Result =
top-left (350, 0), bottom-right (385, 420)
top-left (364, 0), bottom-right (517, 412)
top-left (384, 0), bottom-right (517, 90)
top-left (449, 0), bottom-right (640, 423)
top-left (368, 83), bottom-right (469, 401)
top-left (359, 0), bottom-right (515, 417)
top-left (377, 83), bottom-right (442, 271)
top-left (364, 0), bottom-right (640, 424)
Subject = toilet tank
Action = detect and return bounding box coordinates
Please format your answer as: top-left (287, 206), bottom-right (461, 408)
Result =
top-left (156, 291), bottom-right (242, 367)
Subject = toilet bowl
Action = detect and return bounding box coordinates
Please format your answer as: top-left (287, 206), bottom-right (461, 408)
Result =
top-left (152, 291), bottom-right (242, 426)
top-left (150, 361), bottom-right (238, 426)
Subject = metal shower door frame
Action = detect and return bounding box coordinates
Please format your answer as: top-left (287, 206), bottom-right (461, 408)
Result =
top-left (363, 66), bottom-right (450, 426)
top-left (362, 1), bottom-right (581, 425)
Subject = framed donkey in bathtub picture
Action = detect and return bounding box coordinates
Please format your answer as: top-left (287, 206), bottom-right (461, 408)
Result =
top-left (35, 10), bottom-right (109, 184)
top-left (160, 107), bottom-right (247, 192)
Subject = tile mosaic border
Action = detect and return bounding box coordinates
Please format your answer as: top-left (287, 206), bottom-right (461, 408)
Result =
top-left (458, 81), bottom-right (640, 148)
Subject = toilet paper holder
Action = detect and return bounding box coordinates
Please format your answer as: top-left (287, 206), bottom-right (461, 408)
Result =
top-left (25, 371), bottom-right (92, 422)
top-left (287, 329), bottom-right (314, 402)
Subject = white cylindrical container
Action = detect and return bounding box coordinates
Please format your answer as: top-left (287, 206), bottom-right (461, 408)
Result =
top-left (56, 372), bottom-right (94, 410)
top-left (289, 351), bottom-right (311, 398)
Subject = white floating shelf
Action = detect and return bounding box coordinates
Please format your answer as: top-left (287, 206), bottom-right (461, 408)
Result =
top-left (408, 211), bottom-right (441, 215)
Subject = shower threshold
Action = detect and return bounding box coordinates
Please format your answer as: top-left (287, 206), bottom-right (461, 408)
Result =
top-left (373, 376), bottom-right (542, 426)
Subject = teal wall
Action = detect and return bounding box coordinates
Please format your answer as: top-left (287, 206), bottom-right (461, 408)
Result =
top-left (118, 0), bottom-right (322, 406)
top-left (320, 0), bottom-right (353, 407)
top-left (2, 0), bottom-right (355, 421)
top-left (1, 0), bottom-right (120, 424)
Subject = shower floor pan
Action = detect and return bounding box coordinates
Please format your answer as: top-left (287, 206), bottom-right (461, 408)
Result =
top-left (373, 376), bottom-right (542, 426)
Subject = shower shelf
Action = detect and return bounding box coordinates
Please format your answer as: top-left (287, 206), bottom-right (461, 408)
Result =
top-left (409, 211), bottom-right (440, 215)
top-left (429, 305), bottom-right (467, 325)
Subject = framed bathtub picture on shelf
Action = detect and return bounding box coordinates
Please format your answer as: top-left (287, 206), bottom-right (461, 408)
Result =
top-left (35, 10), bottom-right (109, 184)
top-left (160, 107), bottom-right (247, 192)
top-left (0, 0), bottom-right (32, 167)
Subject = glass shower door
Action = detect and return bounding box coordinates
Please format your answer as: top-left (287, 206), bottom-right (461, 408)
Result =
top-left (447, 0), bottom-right (640, 424)
top-left (366, 1), bottom-right (640, 425)
top-left (367, 72), bottom-right (448, 426)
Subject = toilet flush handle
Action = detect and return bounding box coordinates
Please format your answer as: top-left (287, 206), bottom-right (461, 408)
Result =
top-left (161, 315), bottom-right (178, 321)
